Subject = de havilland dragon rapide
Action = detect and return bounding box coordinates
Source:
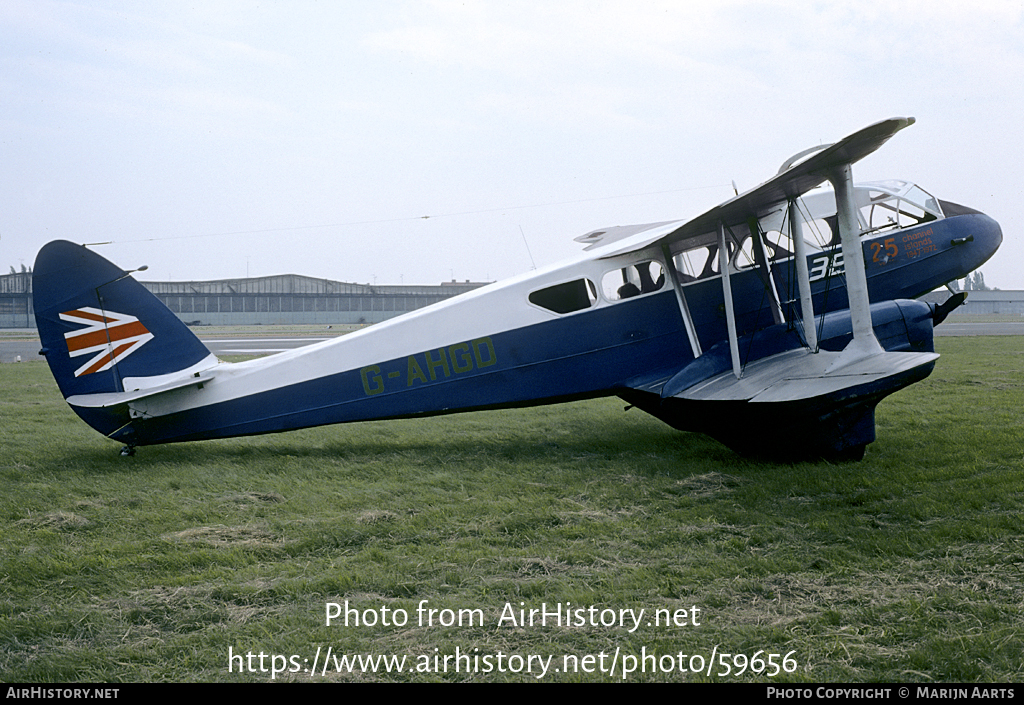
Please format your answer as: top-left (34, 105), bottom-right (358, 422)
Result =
top-left (33, 118), bottom-right (1001, 460)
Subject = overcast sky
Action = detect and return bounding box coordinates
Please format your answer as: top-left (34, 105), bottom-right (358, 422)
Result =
top-left (3, 1), bottom-right (1022, 289)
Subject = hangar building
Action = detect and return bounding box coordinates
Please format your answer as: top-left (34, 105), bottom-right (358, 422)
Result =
top-left (0, 270), bottom-right (487, 328)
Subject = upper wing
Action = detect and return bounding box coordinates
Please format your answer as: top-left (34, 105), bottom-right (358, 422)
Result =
top-left (585, 117), bottom-right (915, 258)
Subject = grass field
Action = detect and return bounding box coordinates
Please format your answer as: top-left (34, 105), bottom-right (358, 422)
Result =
top-left (0, 337), bottom-right (1021, 682)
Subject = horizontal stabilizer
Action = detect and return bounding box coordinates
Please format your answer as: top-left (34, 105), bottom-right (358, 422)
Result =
top-left (66, 372), bottom-right (216, 409)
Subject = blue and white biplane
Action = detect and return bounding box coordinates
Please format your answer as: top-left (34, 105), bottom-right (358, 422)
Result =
top-left (33, 118), bottom-right (1001, 460)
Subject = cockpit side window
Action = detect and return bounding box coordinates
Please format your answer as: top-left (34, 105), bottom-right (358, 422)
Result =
top-left (793, 182), bottom-right (942, 247)
top-left (905, 185), bottom-right (942, 216)
top-left (528, 278), bottom-right (597, 314)
top-left (862, 188), bottom-right (939, 234)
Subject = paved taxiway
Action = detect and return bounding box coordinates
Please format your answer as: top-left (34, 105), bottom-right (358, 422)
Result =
top-left (0, 334), bottom-right (338, 363)
top-left (933, 321), bottom-right (1024, 336)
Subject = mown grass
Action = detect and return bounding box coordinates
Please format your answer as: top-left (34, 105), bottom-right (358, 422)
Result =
top-left (0, 338), bottom-right (1021, 682)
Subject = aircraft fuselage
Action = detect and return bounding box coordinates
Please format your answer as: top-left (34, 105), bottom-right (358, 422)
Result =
top-left (81, 204), bottom-right (998, 448)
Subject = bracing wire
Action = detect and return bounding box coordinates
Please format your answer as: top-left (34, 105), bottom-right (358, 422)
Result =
top-left (84, 183), bottom-right (731, 248)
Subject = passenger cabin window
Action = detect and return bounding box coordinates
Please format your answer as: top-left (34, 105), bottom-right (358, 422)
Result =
top-left (602, 260), bottom-right (665, 301)
top-left (733, 230), bottom-right (793, 269)
top-left (674, 246), bottom-right (718, 280)
top-left (529, 278), bottom-right (597, 314)
top-left (801, 217), bottom-right (839, 251)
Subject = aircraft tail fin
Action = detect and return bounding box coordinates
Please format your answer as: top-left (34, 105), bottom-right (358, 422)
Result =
top-left (33, 241), bottom-right (216, 406)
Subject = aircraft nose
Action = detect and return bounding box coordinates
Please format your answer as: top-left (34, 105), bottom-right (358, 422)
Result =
top-left (938, 201), bottom-right (1002, 276)
top-left (977, 212), bottom-right (1002, 258)
top-left (955, 211), bottom-right (1002, 272)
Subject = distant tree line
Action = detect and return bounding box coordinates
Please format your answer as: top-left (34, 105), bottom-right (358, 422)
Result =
top-left (949, 270), bottom-right (991, 291)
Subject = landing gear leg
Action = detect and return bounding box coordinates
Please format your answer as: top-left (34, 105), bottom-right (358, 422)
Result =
top-left (119, 445), bottom-right (136, 457)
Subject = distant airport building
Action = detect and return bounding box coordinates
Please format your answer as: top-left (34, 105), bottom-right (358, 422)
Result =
top-left (920, 289), bottom-right (1024, 316)
top-left (141, 274), bottom-right (488, 326)
top-left (0, 269), bottom-right (33, 328)
top-left (0, 270), bottom-right (488, 328)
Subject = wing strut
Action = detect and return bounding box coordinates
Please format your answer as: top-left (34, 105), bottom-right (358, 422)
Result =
top-left (661, 244), bottom-right (702, 359)
top-left (716, 222), bottom-right (743, 379)
top-left (826, 163), bottom-right (884, 370)
top-left (789, 199), bottom-right (818, 350)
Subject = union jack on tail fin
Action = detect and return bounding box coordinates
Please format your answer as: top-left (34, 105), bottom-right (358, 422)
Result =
top-left (60, 307), bottom-right (154, 377)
